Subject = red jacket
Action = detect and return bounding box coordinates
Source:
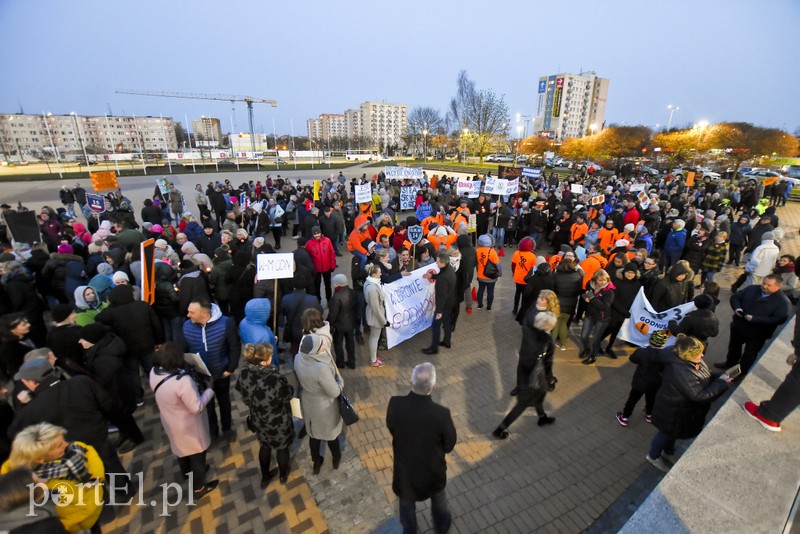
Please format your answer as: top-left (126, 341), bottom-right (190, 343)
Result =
top-left (623, 207), bottom-right (640, 226)
top-left (306, 236), bottom-right (337, 273)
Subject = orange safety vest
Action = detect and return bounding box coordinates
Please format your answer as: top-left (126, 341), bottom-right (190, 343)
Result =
top-left (570, 222), bottom-right (588, 245)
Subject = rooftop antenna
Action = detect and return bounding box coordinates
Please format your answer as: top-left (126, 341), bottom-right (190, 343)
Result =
top-left (107, 103), bottom-right (113, 116)
top-left (17, 100), bottom-right (23, 114)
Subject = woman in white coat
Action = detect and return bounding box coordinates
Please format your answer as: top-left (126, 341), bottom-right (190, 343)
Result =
top-left (364, 263), bottom-right (387, 367)
top-left (294, 333), bottom-right (343, 474)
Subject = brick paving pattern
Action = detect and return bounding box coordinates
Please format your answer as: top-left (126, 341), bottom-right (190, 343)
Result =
top-left (102, 200), bottom-right (800, 533)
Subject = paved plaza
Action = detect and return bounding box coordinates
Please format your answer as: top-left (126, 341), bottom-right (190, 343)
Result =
top-left (4, 168), bottom-right (799, 533)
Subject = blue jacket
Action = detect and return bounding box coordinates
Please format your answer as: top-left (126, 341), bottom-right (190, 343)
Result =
top-left (239, 298), bottom-right (278, 360)
top-left (415, 203), bottom-right (432, 222)
top-left (183, 303), bottom-right (241, 379)
top-left (731, 284), bottom-right (791, 335)
top-left (639, 233), bottom-right (654, 255)
top-left (663, 229), bottom-right (687, 257)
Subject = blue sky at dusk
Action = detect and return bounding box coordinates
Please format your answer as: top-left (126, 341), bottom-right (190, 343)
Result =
top-left (1, 0), bottom-right (798, 135)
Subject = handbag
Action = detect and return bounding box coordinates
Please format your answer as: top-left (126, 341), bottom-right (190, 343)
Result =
top-left (528, 353), bottom-right (548, 393)
top-left (338, 392), bottom-right (360, 426)
top-left (484, 257), bottom-right (500, 279)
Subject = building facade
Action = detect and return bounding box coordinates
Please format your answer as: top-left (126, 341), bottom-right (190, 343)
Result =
top-left (307, 101), bottom-right (407, 149)
top-left (0, 113), bottom-right (178, 157)
top-left (532, 72), bottom-right (609, 140)
top-left (191, 117), bottom-right (222, 147)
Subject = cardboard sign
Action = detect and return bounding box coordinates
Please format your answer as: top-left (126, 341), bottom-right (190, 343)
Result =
top-left (505, 178), bottom-right (520, 195)
top-left (468, 214), bottom-right (477, 233)
top-left (256, 253), bottom-right (295, 280)
top-left (383, 264), bottom-right (440, 349)
top-left (87, 193), bottom-right (106, 213)
top-left (685, 171), bottom-right (696, 186)
top-left (630, 183), bottom-right (646, 192)
top-left (313, 180), bottom-right (320, 201)
top-left (90, 170), bottom-right (119, 192)
top-left (156, 177), bottom-right (172, 196)
top-left (521, 167), bottom-right (541, 178)
top-left (140, 239), bottom-right (156, 305)
top-left (400, 186), bottom-right (416, 210)
top-left (591, 194), bottom-right (605, 206)
top-left (4, 211), bottom-right (41, 244)
top-left (407, 225), bottom-right (424, 245)
top-left (457, 180), bottom-right (481, 198)
top-left (637, 191), bottom-right (650, 204)
top-left (570, 183), bottom-right (583, 194)
top-left (355, 183), bottom-right (372, 204)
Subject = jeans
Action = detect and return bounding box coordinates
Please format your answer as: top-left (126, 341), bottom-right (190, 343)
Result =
top-left (530, 231), bottom-right (541, 247)
top-left (399, 490), bottom-right (452, 534)
top-left (477, 280), bottom-right (495, 309)
top-left (648, 430), bottom-right (676, 460)
top-left (701, 270), bottom-right (716, 282)
top-left (759, 360), bottom-right (800, 423)
top-left (493, 226), bottom-right (506, 248)
top-left (581, 318), bottom-right (609, 358)
top-left (333, 329), bottom-right (356, 366)
top-left (430, 310), bottom-right (452, 349)
top-left (207, 376), bottom-right (232, 436)
top-left (177, 450), bottom-right (208, 491)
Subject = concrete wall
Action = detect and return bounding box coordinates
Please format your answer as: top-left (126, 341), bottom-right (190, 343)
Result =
top-left (621, 318), bottom-right (800, 533)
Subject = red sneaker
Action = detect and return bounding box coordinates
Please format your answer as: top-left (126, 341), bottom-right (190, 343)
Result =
top-left (742, 401), bottom-right (781, 432)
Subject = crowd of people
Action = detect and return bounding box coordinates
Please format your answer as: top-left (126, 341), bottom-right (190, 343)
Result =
top-left (0, 166), bottom-right (798, 532)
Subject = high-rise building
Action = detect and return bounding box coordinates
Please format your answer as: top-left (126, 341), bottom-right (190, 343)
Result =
top-left (306, 101), bottom-right (407, 149)
top-left (532, 71), bottom-right (609, 141)
top-left (192, 117), bottom-right (222, 147)
top-left (0, 113), bottom-right (178, 157)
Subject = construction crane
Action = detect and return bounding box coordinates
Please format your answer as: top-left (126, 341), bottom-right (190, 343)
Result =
top-left (115, 90), bottom-right (277, 156)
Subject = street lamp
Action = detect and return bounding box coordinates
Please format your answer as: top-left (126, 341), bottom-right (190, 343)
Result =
top-left (590, 123), bottom-right (598, 136)
top-left (515, 125), bottom-right (523, 166)
top-left (461, 128), bottom-right (469, 162)
top-left (692, 120), bottom-right (710, 166)
top-left (422, 129), bottom-right (428, 162)
top-left (666, 105), bottom-right (679, 131)
top-left (70, 112), bottom-right (91, 174)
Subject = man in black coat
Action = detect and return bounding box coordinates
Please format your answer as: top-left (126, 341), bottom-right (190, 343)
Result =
top-left (194, 222), bottom-right (222, 257)
top-left (96, 285), bottom-right (164, 406)
top-left (327, 274), bottom-right (356, 368)
top-left (423, 252), bottom-right (456, 354)
top-left (386, 363), bottom-right (456, 534)
top-left (717, 274), bottom-right (791, 373)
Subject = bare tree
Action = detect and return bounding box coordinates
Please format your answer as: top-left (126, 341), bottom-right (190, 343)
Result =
top-left (447, 70), bottom-right (509, 162)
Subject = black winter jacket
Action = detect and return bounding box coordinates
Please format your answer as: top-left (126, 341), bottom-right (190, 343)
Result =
top-left (327, 286), bottom-right (356, 333)
top-left (553, 267), bottom-right (583, 317)
top-left (433, 264), bottom-right (456, 314)
top-left (629, 346), bottom-right (677, 391)
top-left (668, 309), bottom-right (719, 347)
top-left (652, 359), bottom-right (728, 439)
top-left (610, 274), bottom-right (641, 320)
top-left (584, 282), bottom-right (615, 321)
top-left (650, 263), bottom-right (693, 312)
top-left (730, 284), bottom-right (791, 339)
top-left (96, 285), bottom-right (163, 356)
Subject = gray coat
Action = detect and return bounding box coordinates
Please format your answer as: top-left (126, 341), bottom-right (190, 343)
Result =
top-left (364, 278), bottom-right (386, 328)
top-left (294, 348), bottom-right (343, 440)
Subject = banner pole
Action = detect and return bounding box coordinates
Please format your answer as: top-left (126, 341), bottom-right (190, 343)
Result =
top-left (273, 278), bottom-right (278, 335)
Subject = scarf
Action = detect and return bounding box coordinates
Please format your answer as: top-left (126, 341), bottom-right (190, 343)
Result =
top-left (35, 442), bottom-right (91, 483)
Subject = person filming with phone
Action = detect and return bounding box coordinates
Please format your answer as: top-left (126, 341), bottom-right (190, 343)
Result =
top-left (717, 274), bottom-right (791, 375)
top-left (646, 334), bottom-right (734, 472)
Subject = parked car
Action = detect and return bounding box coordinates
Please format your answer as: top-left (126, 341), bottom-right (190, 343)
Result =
top-left (579, 162), bottom-right (603, 173)
top-left (485, 154), bottom-right (498, 162)
top-left (516, 155), bottom-right (530, 165)
top-left (495, 155), bottom-right (514, 163)
top-left (781, 165), bottom-right (800, 179)
top-left (672, 167), bottom-right (720, 180)
top-left (636, 165), bottom-right (660, 177)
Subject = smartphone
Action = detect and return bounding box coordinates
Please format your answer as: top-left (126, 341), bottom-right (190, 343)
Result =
top-left (726, 364), bottom-right (742, 380)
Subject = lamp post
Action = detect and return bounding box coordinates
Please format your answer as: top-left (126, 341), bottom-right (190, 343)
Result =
top-left (422, 128), bottom-right (428, 162)
top-left (461, 128), bottom-right (469, 162)
top-left (590, 123), bottom-right (598, 136)
top-left (692, 120), bottom-right (709, 166)
top-left (666, 105), bottom-right (679, 131)
top-left (42, 112), bottom-right (63, 178)
top-left (515, 125), bottom-right (523, 166)
top-left (70, 112), bottom-right (91, 175)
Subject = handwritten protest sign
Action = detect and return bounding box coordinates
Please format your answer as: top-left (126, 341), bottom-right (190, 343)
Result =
top-left (355, 183), bottom-right (372, 204)
top-left (457, 179), bottom-right (481, 198)
top-left (383, 264), bottom-right (440, 349)
top-left (384, 166), bottom-right (423, 180)
top-left (570, 183), bottom-right (583, 194)
top-left (256, 253), bottom-right (295, 280)
top-left (400, 186), bottom-right (416, 210)
top-left (591, 194), bottom-right (605, 206)
top-left (505, 178), bottom-right (520, 195)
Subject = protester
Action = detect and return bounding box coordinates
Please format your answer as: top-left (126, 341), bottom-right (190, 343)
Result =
top-left (615, 330), bottom-right (673, 427)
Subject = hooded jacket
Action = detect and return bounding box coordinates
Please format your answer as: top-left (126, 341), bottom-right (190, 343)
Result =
top-left (745, 239), bottom-right (780, 277)
top-left (178, 264), bottom-right (211, 317)
top-left (41, 252), bottom-right (84, 300)
top-left (239, 298), bottom-right (278, 357)
top-left (181, 241), bottom-right (213, 271)
top-left (585, 280), bottom-right (616, 321)
top-left (455, 234), bottom-right (477, 297)
top-left (347, 215), bottom-right (372, 255)
top-left (663, 228), bottom-right (687, 257)
top-left (649, 263), bottom-right (693, 312)
top-left (73, 285), bottom-right (108, 326)
top-left (729, 216), bottom-right (751, 246)
top-left (183, 303), bottom-right (241, 379)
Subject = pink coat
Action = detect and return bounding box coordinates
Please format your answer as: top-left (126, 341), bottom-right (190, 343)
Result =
top-left (149, 369), bottom-right (214, 457)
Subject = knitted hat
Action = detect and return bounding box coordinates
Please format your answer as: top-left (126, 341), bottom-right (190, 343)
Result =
top-left (311, 226), bottom-right (321, 235)
top-left (112, 271), bottom-right (129, 284)
top-left (623, 263), bottom-right (638, 273)
top-left (763, 231), bottom-right (776, 241)
top-left (478, 234), bottom-right (493, 247)
top-left (52, 303), bottom-right (75, 323)
top-left (366, 241), bottom-right (377, 253)
top-left (332, 273), bottom-right (348, 288)
top-left (57, 243), bottom-right (73, 254)
top-left (88, 242), bottom-right (103, 254)
top-left (142, 222), bottom-right (153, 230)
top-left (649, 329), bottom-right (670, 348)
top-left (615, 239), bottom-right (630, 248)
top-left (155, 239), bottom-right (168, 249)
top-left (97, 263), bottom-right (113, 275)
top-left (623, 223), bottom-right (635, 233)
top-left (693, 294), bottom-right (714, 310)
top-left (151, 224), bottom-right (164, 234)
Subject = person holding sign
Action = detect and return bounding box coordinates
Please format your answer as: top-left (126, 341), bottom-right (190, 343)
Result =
top-left (422, 251), bottom-right (456, 355)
